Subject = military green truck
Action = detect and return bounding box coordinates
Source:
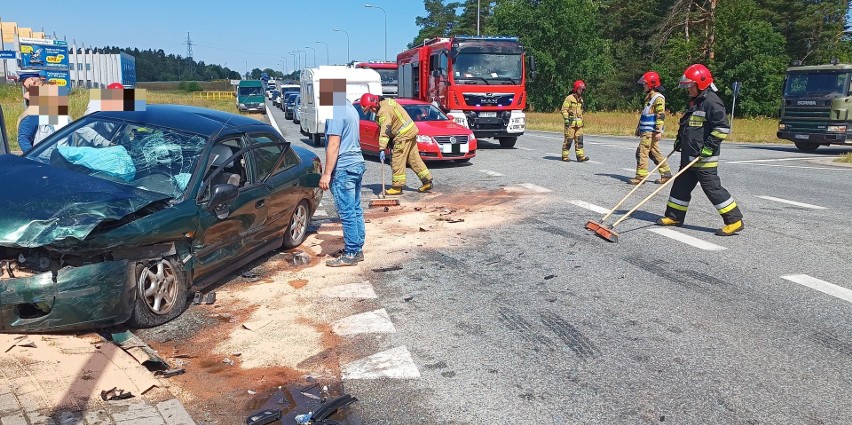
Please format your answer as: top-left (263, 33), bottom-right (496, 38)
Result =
top-left (777, 62), bottom-right (852, 152)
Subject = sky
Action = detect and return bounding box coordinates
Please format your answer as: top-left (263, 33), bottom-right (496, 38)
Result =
top-left (0, 0), bottom-right (427, 74)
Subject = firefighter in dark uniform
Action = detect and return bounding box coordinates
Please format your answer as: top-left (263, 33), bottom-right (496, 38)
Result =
top-left (657, 64), bottom-right (744, 236)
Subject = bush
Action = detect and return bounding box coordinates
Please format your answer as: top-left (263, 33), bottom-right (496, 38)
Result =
top-left (178, 81), bottom-right (203, 92)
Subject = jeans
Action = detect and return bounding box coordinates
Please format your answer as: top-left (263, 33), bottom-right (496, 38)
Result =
top-left (330, 161), bottom-right (366, 255)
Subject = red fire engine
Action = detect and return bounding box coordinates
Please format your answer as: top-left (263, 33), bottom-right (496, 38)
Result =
top-left (353, 61), bottom-right (399, 97)
top-left (397, 36), bottom-right (533, 147)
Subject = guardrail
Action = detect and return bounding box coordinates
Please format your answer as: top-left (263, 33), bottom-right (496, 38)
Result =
top-left (192, 91), bottom-right (234, 100)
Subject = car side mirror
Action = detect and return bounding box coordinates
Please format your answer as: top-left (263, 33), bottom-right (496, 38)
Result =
top-left (207, 183), bottom-right (238, 209)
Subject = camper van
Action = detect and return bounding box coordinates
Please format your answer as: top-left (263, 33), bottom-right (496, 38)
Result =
top-left (299, 66), bottom-right (382, 146)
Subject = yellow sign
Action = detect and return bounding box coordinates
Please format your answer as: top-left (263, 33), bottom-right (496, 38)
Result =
top-left (0, 22), bottom-right (17, 43)
top-left (20, 45), bottom-right (33, 53)
top-left (46, 54), bottom-right (65, 63)
top-left (48, 78), bottom-right (67, 86)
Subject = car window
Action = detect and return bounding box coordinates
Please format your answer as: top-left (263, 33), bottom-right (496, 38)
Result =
top-left (247, 134), bottom-right (285, 181)
top-left (282, 147), bottom-right (301, 170)
top-left (354, 103), bottom-right (375, 121)
top-left (202, 137), bottom-right (248, 200)
top-left (403, 104), bottom-right (447, 122)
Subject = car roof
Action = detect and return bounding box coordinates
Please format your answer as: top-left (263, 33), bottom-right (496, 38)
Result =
top-left (94, 104), bottom-right (266, 135)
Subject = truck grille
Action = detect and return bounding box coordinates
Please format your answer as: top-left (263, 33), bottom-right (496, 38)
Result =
top-left (433, 135), bottom-right (469, 144)
top-left (782, 103), bottom-right (832, 132)
top-left (463, 93), bottom-right (515, 107)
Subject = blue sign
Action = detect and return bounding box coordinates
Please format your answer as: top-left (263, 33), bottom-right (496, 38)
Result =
top-left (44, 70), bottom-right (72, 95)
top-left (0, 50), bottom-right (15, 59)
top-left (18, 37), bottom-right (69, 71)
top-left (732, 81), bottom-right (742, 96)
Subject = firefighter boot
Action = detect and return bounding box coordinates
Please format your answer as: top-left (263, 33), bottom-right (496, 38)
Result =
top-left (655, 217), bottom-right (682, 227)
top-left (655, 175), bottom-right (672, 184)
top-left (385, 186), bottom-right (404, 196)
top-left (628, 176), bottom-right (644, 185)
top-left (715, 220), bottom-right (744, 236)
top-left (418, 179), bottom-right (433, 193)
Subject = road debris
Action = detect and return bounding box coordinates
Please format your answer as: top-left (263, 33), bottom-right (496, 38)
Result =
top-left (404, 295), bottom-right (414, 302)
top-left (193, 291), bottom-right (217, 305)
top-left (100, 387), bottom-right (134, 401)
top-left (222, 357), bottom-right (234, 366)
top-left (153, 368), bottom-right (186, 378)
top-left (372, 265), bottom-right (403, 272)
top-left (110, 330), bottom-right (170, 371)
top-left (241, 271), bottom-right (260, 279)
top-left (293, 251), bottom-right (311, 265)
top-left (419, 227), bottom-right (428, 232)
top-left (246, 408), bottom-right (282, 425)
top-left (544, 274), bottom-right (556, 280)
top-left (242, 319), bottom-right (273, 331)
top-left (247, 389), bottom-right (257, 395)
top-left (295, 394), bottom-right (358, 425)
top-left (5, 338), bottom-right (36, 352)
top-left (436, 217), bottom-right (465, 223)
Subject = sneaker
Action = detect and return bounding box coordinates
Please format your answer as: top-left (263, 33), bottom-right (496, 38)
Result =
top-left (715, 220), bottom-right (744, 236)
top-left (627, 177), bottom-right (643, 185)
top-left (654, 176), bottom-right (672, 184)
top-left (418, 180), bottom-right (433, 193)
top-left (577, 156), bottom-right (590, 162)
top-left (353, 251), bottom-right (365, 262)
top-left (385, 186), bottom-right (403, 196)
top-left (656, 217), bottom-right (682, 227)
top-left (326, 253), bottom-right (359, 267)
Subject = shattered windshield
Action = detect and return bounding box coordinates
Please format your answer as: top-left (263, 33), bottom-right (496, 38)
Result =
top-left (403, 104), bottom-right (448, 122)
top-left (453, 53), bottom-right (522, 83)
top-left (24, 117), bottom-right (207, 199)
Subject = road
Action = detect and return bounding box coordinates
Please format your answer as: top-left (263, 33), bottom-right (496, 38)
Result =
top-left (268, 102), bottom-right (852, 424)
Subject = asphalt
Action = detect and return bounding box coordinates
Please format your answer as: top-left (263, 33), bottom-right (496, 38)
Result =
top-left (268, 102), bottom-right (852, 424)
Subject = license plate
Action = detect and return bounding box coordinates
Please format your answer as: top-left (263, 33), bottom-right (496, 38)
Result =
top-left (794, 134), bottom-right (810, 140)
top-left (441, 143), bottom-right (469, 154)
top-left (479, 112), bottom-right (497, 118)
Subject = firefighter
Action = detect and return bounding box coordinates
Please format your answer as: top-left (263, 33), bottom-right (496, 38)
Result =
top-left (657, 64), bottom-right (744, 236)
top-left (560, 80), bottom-right (589, 162)
top-left (359, 93), bottom-right (432, 195)
top-left (630, 71), bottom-right (673, 185)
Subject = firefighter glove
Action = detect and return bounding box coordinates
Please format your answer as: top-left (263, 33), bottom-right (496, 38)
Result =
top-left (673, 138), bottom-right (682, 152)
top-left (700, 146), bottom-right (714, 157)
top-left (379, 150), bottom-right (386, 163)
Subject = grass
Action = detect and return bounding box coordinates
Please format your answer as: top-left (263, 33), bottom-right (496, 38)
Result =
top-left (1, 85), bottom-right (255, 151)
top-left (835, 152), bottom-right (852, 163)
top-left (526, 111), bottom-right (783, 144)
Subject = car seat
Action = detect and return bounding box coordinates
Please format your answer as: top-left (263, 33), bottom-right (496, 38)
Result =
top-left (208, 144), bottom-right (241, 187)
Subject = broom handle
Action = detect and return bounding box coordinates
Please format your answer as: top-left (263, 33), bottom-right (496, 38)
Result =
top-left (381, 155), bottom-right (386, 196)
top-left (610, 156), bottom-right (701, 228)
top-left (599, 148), bottom-right (676, 223)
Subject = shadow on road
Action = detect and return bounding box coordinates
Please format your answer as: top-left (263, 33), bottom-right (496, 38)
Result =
top-left (595, 173), bottom-right (633, 183)
top-left (747, 145), bottom-right (852, 155)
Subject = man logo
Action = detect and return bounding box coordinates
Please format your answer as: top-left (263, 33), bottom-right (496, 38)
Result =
top-left (449, 136), bottom-right (457, 144)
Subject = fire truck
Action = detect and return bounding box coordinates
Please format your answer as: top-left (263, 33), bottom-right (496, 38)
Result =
top-left (397, 36), bottom-right (533, 147)
top-left (353, 61), bottom-right (398, 97)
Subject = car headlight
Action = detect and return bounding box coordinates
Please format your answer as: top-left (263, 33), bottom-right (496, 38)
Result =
top-left (239, 103), bottom-right (246, 107)
top-left (416, 135), bottom-right (433, 144)
top-left (827, 125), bottom-right (847, 133)
top-left (778, 123), bottom-right (787, 130)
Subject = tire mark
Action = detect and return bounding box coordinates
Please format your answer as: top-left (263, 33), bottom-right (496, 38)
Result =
top-left (497, 307), bottom-right (552, 347)
top-left (624, 256), bottom-right (731, 295)
top-left (540, 311), bottom-right (601, 361)
top-left (810, 331), bottom-right (852, 357)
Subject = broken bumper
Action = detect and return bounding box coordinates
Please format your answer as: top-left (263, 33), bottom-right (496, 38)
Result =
top-left (0, 260), bottom-right (136, 333)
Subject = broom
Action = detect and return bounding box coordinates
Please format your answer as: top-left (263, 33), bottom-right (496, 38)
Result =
top-left (369, 152), bottom-right (400, 208)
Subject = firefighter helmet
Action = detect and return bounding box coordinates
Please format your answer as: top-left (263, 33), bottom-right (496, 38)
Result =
top-left (679, 64), bottom-right (713, 90)
top-left (107, 82), bottom-right (124, 89)
top-left (359, 93), bottom-right (380, 111)
top-left (573, 80), bottom-right (586, 93)
top-left (638, 71), bottom-right (661, 90)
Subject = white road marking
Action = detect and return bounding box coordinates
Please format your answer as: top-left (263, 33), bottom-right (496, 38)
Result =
top-left (782, 274), bottom-right (852, 304)
top-left (341, 346), bottom-right (421, 380)
top-left (739, 163), bottom-right (845, 171)
top-left (727, 156), bottom-right (822, 164)
top-left (756, 196), bottom-right (827, 210)
top-left (320, 281), bottom-right (377, 299)
top-left (265, 101), bottom-right (283, 136)
top-left (517, 183), bottom-right (553, 193)
top-left (479, 169), bottom-right (505, 177)
top-left (647, 228), bottom-right (727, 251)
top-left (569, 200), bottom-right (611, 215)
top-left (516, 146), bottom-right (536, 151)
top-left (332, 309), bottom-right (396, 336)
top-left (586, 160), bottom-right (603, 164)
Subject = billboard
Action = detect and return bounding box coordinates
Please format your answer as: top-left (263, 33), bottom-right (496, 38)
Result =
top-left (19, 37), bottom-right (68, 70)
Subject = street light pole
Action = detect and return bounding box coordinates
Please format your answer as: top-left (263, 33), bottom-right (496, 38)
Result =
top-left (289, 52), bottom-right (296, 75)
top-left (304, 46), bottom-right (317, 67)
top-left (477, 0), bottom-right (480, 36)
top-left (333, 28), bottom-right (350, 64)
top-left (316, 41), bottom-right (330, 65)
top-left (364, 4), bottom-right (387, 61)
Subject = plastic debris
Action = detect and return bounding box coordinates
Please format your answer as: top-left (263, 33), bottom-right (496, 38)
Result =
top-left (153, 368), bottom-right (186, 378)
top-left (372, 265), bottom-right (403, 272)
top-left (100, 387), bottom-right (134, 401)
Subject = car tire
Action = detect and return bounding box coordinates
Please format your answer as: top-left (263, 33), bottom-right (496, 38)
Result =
top-left (312, 133), bottom-right (324, 147)
top-left (127, 257), bottom-right (188, 328)
top-left (498, 137), bottom-right (517, 148)
top-left (283, 201), bottom-right (311, 249)
top-left (794, 141), bottom-right (820, 152)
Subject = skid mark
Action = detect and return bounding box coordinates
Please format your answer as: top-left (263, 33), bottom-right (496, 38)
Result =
top-left (540, 312), bottom-right (601, 361)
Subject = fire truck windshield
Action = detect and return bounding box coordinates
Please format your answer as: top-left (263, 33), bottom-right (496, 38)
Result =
top-left (453, 53), bottom-right (522, 84)
top-left (376, 69), bottom-right (398, 85)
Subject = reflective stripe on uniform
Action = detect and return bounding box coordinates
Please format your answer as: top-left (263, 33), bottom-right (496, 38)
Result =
top-left (667, 201), bottom-right (689, 212)
top-left (398, 120), bottom-right (415, 135)
top-left (692, 161), bottom-right (718, 168)
top-left (715, 198), bottom-right (738, 214)
top-left (710, 130), bottom-right (729, 140)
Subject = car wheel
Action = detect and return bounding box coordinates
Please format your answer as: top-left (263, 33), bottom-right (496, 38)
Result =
top-left (498, 137), bottom-right (517, 148)
top-left (127, 257), bottom-right (188, 328)
top-left (794, 141), bottom-right (819, 152)
top-left (312, 133), bottom-right (324, 147)
top-left (283, 201), bottom-right (311, 249)
top-left (455, 158), bottom-right (471, 163)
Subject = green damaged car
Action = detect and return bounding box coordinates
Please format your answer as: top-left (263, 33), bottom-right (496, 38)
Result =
top-left (0, 105), bottom-right (322, 332)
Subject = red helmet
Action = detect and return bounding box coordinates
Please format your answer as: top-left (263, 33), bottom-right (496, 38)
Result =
top-left (107, 82), bottom-right (124, 89)
top-left (573, 80), bottom-right (586, 92)
top-left (638, 71), bottom-right (661, 90)
top-left (679, 64), bottom-right (713, 90)
top-left (359, 93), bottom-right (379, 110)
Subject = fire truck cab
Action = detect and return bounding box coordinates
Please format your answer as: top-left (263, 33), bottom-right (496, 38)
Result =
top-left (397, 36), bottom-right (530, 148)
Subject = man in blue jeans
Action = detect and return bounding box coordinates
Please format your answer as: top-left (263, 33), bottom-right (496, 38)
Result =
top-left (320, 79), bottom-right (366, 267)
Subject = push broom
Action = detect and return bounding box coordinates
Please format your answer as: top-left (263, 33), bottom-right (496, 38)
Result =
top-left (588, 155), bottom-right (701, 243)
top-left (586, 149), bottom-right (676, 234)
top-left (368, 153), bottom-right (400, 208)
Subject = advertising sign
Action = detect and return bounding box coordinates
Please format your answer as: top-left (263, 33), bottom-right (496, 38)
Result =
top-left (0, 51), bottom-right (15, 59)
top-left (44, 70), bottom-right (71, 91)
top-left (19, 37), bottom-right (69, 70)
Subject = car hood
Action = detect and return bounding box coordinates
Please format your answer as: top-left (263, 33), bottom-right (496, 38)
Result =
top-left (415, 121), bottom-right (474, 137)
top-left (0, 155), bottom-right (171, 249)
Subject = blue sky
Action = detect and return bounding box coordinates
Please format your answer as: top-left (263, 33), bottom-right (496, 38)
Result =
top-left (1, 0), bottom-right (426, 73)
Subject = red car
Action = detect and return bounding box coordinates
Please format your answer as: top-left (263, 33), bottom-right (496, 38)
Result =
top-left (356, 99), bottom-right (477, 162)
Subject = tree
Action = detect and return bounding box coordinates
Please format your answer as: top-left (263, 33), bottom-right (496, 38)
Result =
top-left (455, 0), bottom-right (495, 36)
top-left (410, 0), bottom-right (462, 47)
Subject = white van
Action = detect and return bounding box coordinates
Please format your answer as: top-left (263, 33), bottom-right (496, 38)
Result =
top-left (299, 66), bottom-right (382, 146)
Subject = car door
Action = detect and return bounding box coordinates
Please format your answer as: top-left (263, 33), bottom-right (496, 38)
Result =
top-left (356, 103), bottom-right (380, 154)
top-left (192, 135), bottom-right (271, 279)
top-left (245, 132), bottom-right (299, 245)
